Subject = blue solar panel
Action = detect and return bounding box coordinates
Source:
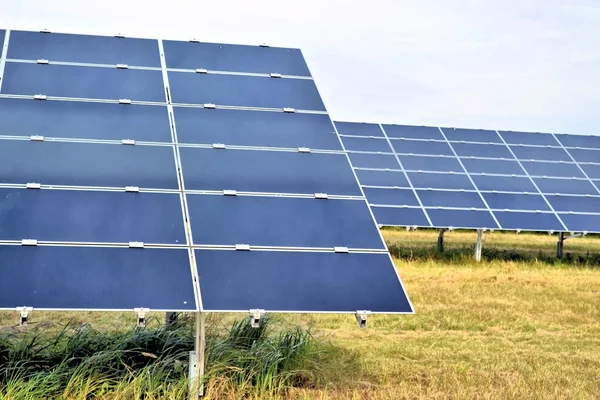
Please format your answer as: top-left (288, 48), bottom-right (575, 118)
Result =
top-left (390, 139), bottom-right (454, 156)
top-left (499, 131), bottom-right (559, 146)
top-left (546, 195), bottom-right (600, 213)
top-left (398, 155), bottom-right (463, 172)
top-left (408, 172), bottom-right (474, 190)
top-left (371, 206), bottom-right (430, 226)
top-left (493, 211), bottom-right (563, 231)
top-left (0, 246), bottom-right (195, 310)
top-left (0, 30), bottom-right (4, 47)
top-left (180, 148), bottom-right (361, 195)
top-left (356, 170), bottom-right (409, 187)
top-left (461, 158), bottom-right (525, 175)
top-left (417, 190), bottom-right (485, 208)
top-left (348, 153), bottom-right (399, 169)
top-left (533, 177), bottom-right (598, 196)
top-left (342, 137), bottom-right (391, 152)
top-left (452, 142), bottom-right (514, 159)
top-left (520, 161), bottom-right (584, 178)
top-left (471, 175), bottom-right (536, 192)
top-left (0, 98), bottom-right (172, 142)
top-left (195, 250), bottom-right (412, 313)
top-left (187, 194), bottom-right (384, 249)
top-left (0, 141), bottom-right (178, 189)
top-left (1, 63), bottom-right (165, 102)
top-left (580, 164), bottom-right (600, 179)
top-left (173, 107), bottom-right (340, 150)
top-left (163, 41), bottom-right (310, 76)
top-left (483, 193), bottom-right (550, 211)
top-left (382, 124), bottom-right (444, 140)
top-left (555, 133), bottom-right (600, 149)
top-left (363, 188), bottom-right (420, 206)
top-left (168, 72), bottom-right (325, 110)
top-left (0, 189), bottom-right (185, 244)
top-left (559, 213), bottom-right (600, 232)
top-left (442, 127), bottom-right (502, 143)
top-left (8, 31), bottom-right (161, 67)
top-left (427, 209), bottom-right (498, 229)
top-left (509, 145), bottom-right (571, 162)
top-left (334, 121), bottom-right (383, 137)
top-left (567, 148), bottom-right (600, 163)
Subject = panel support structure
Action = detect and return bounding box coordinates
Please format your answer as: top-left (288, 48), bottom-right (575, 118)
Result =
top-left (556, 232), bottom-right (564, 259)
top-left (474, 229), bottom-right (483, 262)
top-left (437, 229), bottom-right (446, 252)
top-left (189, 312), bottom-right (206, 399)
top-left (165, 312), bottom-right (178, 325)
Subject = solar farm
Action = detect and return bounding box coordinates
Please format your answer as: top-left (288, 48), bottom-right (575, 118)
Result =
top-left (0, 29), bottom-right (599, 399)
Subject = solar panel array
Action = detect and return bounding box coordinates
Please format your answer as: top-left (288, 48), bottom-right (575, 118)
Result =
top-left (0, 29), bottom-right (413, 314)
top-left (335, 121), bottom-right (600, 233)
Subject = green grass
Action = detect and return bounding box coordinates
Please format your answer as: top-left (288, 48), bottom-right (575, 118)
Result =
top-left (1, 230), bottom-right (600, 399)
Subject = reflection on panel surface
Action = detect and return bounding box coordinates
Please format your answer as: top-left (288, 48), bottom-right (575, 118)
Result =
top-left (196, 250), bottom-right (413, 312)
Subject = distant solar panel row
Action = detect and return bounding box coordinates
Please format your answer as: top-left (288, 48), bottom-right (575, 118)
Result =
top-left (0, 29), bottom-right (412, 315)
top-left (335, 121), bottom-right (600, 233)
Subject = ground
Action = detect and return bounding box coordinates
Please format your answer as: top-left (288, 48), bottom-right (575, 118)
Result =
top-left (1, 230), bottom-right (599, 399)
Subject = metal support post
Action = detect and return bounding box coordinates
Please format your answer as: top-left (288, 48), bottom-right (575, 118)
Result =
top-left (474, 229), bottom-right (483, 262)
top-left (189, 312), bottom-right (206, 399)
top-left (165, 312), bottom-right (178, 325)
top-left (437, 229), bottom-right (446, 252)
top-left (556, 232), bottom-right (565, 259)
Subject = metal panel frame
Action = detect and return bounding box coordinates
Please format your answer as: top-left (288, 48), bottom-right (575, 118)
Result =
top-left (0, 29), bottom-right (10, 93)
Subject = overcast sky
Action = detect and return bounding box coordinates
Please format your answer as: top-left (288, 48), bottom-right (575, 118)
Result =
top-left (1, 1), bottom-right (598, 135)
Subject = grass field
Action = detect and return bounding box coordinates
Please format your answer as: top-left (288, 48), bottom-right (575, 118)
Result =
top-left (1, 230), bottom-right (600, 399)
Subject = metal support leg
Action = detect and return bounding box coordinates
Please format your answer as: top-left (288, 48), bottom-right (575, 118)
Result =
top-left (474, 229), bottom-right (483, 262)
top-left (165, 312), bottom-right (178, 325)
top-left (189, 312), bottom-right (206, 399)
top-left (437, 229), bottom-right (445, 252)
top-left (557, 232), bottom-right (564, 259)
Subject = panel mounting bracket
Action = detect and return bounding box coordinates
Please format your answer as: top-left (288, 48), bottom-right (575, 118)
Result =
top-left (334, 246), bottom-right (349, 253)
top-left (125, 186), bottom-right (140, 192)
top-left (189, 38), bottom-right (201, 43)
top-left (297, 147), bottom-right (311, 153)
top-left (121, 139), bottom-right (136, 145)
top-left (203, 103), bottom-right (216, 109)
top-left (259, 43), bottom-right (269, 47)
top-left (26, 183), bottom-right (41, 189)
top-left (30, 135), bottom-right (45, 141)
top-left (270, 73), bottom-right (282, 78)
top-left (114, 33), bottom-right (126, 38)
top-left (223, 189), bottom-right (237, 196)
top-left (355, 310), bottom-right (372, 328)
top-left (283, 107), bottom-right (296, 113)
top-left (40, 28), bottom-right (51, 33)
top-left (17, 307), bottom-right (33, 326)
top-left (116, 63), bottom-right (129, 69)
top-left (134, 307), bottom-right (150, 327)
top-left (235, 244), bottom-right (251, 251)
top-left (36, 59), bottom-right (49, 65)
top-left (21, 239), bottom-right (38, 246)
top-left (195, 68), bottom-right (208, 74)
top-left (212, 143), bottom-right (226, 149)
top-left (249, 309), bottom-right (266, 328)
top-left (128, 241), bottom-right (144, 248)
top-left (314, 193), bottom-right (328, 199)
top-left (119, 99), bottom-right (132, 105)
top-left (33, 94), bottom-right (47, 100)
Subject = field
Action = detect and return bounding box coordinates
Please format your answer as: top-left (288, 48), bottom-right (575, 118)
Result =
top-left (1, 230), bottom-right (600, 399)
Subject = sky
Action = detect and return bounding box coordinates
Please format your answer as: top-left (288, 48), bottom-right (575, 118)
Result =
top-left (1, 0), bottom-right (599, 135)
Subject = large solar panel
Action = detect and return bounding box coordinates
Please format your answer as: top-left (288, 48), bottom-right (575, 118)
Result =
top-left (335, 121), bottom-right (600, 233)
top-left (0, 29), bottom-right (412, 314)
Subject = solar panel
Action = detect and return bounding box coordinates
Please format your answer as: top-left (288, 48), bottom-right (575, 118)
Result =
top-left (0, 29), bottom-right (412, 316)
top-left (336, 121), bottom-right (600, 233)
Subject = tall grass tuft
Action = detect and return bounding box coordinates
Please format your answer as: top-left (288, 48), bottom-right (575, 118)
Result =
top-left (0, 314), bottom-right (322, 399)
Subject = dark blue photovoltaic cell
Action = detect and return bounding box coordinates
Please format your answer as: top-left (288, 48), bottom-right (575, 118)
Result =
top-left (0, 246), bottom-right (195, 310)
top-left (348, 153), bottom-right (399, 169)
top-left (461, 158), bottom-right (525, 175)
top-left (483, 193), bottom-right (550, 211)
top-left (494, 211), bottom-right (563, 231)
top-left (471, 175), bottom-right (536, 193)
top-left (173, 107), bottom-right (340, 150)
top-left (0, 189), bottom-right (185, 244)
top-left (500, 131), bottom-right (559, 146)
top-left (390, 139), bottom-right (454, 156)
top-left (8, 31), bottom-right (161, 67)
top-left (371, 207), bottom-right (430, 227)
top-left (567, 148), bottom-right (600, 163)
top-left (356, 170), bottom-right (409, 187)
top-left (533, 178), bottom-right (598, 195)
top-left (168, 72), bottom-right (325, 110)
top-left (0, 141), bottom-right (178, 189)
top-left (442, 127), bottom-right (502, 143)
top-left (382, 124), bottom-right (444, 140)
top-left (555, 134), bottom-right (600, 149)
top-left (452, 142), bottom-right (513, 159)
top-left (0, 30), bottom-right (4, 47)
top-left (509, 145), bottom-right (571, 162)
top-left (0, 98), bottom-right (171, 142)
top-left (559, 214), bottom-right (600, 233)
top-left (520, 161), bottom-right (584, 178)
top-left (1, 63), bottom-right (165, 102)
top-left (187, 195), bottom-right (383, 249)
top-left (545, 195), bottom-right (600, 213)
top-left (163, 40), bottom-right (310, 76)
top-left (180, 148), bottom-right (360, 195)
top-left (427, 209), bottom-right (498, 229)
top-left (580, 164), bottom-right (600, 180)
top-left (398, 155), bottom-right (463, 172)
top-left (341, 137), bottom-right (391, 152)
top-left (195, 250), bottom-right (412, 312)
top-left (417, 190), bottom-right (485, 208)
top-left (363, 188), bottom-right (420, 206)
top-left (334, 121), bottom-right (383, 137)
top-left (408, 172), bottom-right (474, 190)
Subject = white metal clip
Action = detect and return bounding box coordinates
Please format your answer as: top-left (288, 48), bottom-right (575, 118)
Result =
top-left (134, 307), bottom-right (150, 327)
top-left (355, 310), bottom-right (372, 328)
top-left (33, 94), bottom-right (47, 100)
top-left (115, 33), bottom-right (126, 38)
top-left (36, 59), bottom-right (49, 65)
top-left (21, 239), bottom-right (38, 246)
top-left (203, 103), bottom-right (216, 109)
top-left (334, 246), bottom-right (349, 253)
top-left (121, 139), bottom-right (136, 145)
top-left (270, 73), bottom-right (282, 78)
top-left (17, 306), bottom-right (33, 326)
top-left (314, 193), bottom-right (328, 199)
top-left (223, 189), bottom-right (237, 196)
top-left (249, 309), bottom-right (266, 328)
top-left (297, 147), bottom-right (311, 153)
top-left (128, 241), bottom-right (144, 248)
top-left (116, 63), bottom-right (129, 69)
top-left (212, 143), bottom-right (226, 149)
top-left (195, 68), bottom-right (208, 74)
top-left (283, 107), bottom-right (296, 113)
top-left (30, 135), bottom-right (45, 141)
top-left (125, 186), bottom-right (140, 192)
top-left (26, 183), bottom-right (41, 189)
top-left (119, 99), bottom-right (132, 105)
top-left (235, 244), bottom-right (251, 251)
